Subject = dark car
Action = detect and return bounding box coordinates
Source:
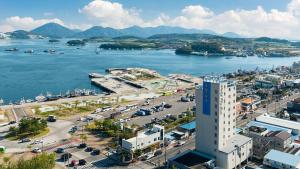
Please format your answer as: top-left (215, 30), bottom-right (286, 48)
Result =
top-left (78, 143), bottom-right (87, 149)
top-left (164, 104), bottom-right (172, 109)
top-left (56, 148), bottom-right (64, 153)
top-left (154, 150), bottom-right (163, 156)
top-left (92, 149), bottom-right (100, 155)
top-left (78, 159), bottom-right (86, 166)
top-left (85, 147), bottom-right (94, 152)
top-left (9, 121), bottom-right (16, 125)
top-left (20, 138), bottom-right (31, 143)
top-left (61, 153), bottom-right (72, 161)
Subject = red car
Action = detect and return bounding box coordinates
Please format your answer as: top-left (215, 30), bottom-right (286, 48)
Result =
top-left (70, 160), bottom-right (78, 166)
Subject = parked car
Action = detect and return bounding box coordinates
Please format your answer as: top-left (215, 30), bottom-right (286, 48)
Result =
top-left (47, 115), bottom-right (57, 122)
top-left (92, 149), bottom-right (100, 155)
top-left (32, 147), bottom-right (42, 153)
top-left (56, 148), bottom-right (64, 153)
top-left (78, 159), bottom-right (86, 165)
top-left (20, 138), bottom-right (31, 143)
top-left (181, 97), bottom-right (190, 102)
top-left (70, 160), bottom-right (78, 166)
top-left (85, 147), bottom-right (94, 152)
top-left (8, 121), bottom-right (16, 125)
top-left (154, 150), bottom-right (163, 156)
top-left (164, 104), bottom-right (172, 109)
top-left (61, 153), bottom-right (72, 161)
top-left (31, 140), bottom-right (43, 145)
top-left (78, 143), bottom-right (87, 149)
top-left (176, 141), bottom-right (186, 147)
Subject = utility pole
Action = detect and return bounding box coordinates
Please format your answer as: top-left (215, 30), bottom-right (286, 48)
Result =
top-left (164, 138), bottom-right (167, 165)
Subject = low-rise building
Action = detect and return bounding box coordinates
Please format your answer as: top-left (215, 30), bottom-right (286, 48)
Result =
top-left (240, 97), bottom-right (261, 111)
top-left (245, 126), bottom-right (292, 159)
top-left (122, 125), bottom-right (164, 152)
top-left (287, 98), bottom-right (300, 113)
top-left (256, 114), bottom-right (300, 135)
top-left (263, 149), bottom-right (300, 169)
top-left (292, 61), bottom-right (300, 73)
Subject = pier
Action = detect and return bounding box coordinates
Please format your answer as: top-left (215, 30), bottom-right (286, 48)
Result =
top-left (91, 76), bottom-right (141, 94)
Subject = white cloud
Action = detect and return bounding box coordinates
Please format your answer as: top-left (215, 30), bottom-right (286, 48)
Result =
top-left (2, 0), bottom-right (300, 39)
top-left (78, 0), bottom-right (300, 39)
top-left (0, 16), bottom-right (91, 32)
top-left (145, 0), bottom-right (300, 39)
top-left (79, 0), bottom-right (143, 28)
top-left (0, 16), bottom-right (64, 32)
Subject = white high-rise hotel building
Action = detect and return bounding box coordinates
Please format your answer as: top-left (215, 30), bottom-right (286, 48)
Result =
top-left (195, 77), bottom-right (252, 169)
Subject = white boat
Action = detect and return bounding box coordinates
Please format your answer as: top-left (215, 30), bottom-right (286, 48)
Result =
top-left (20, 98), bottom-right (26, 105)
top-left (35, 94), bottom-right (47, 102)
top-left (0, 98), bottom-right (3, 105)
top-left (89, 73), bottom-right (103, 78)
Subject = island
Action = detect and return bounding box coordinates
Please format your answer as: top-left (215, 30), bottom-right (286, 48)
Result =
top-left (66, 40), bottom-right (85, 46)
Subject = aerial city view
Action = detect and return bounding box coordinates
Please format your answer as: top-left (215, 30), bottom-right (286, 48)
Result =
top-left (1, 0), bottom-right (300, 169)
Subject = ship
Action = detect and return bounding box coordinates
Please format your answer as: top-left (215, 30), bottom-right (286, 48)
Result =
top-left (24, 49), bottom-right (34, 53)
top-left (89, 73), bottom-right (103, 78)
top-left (35, 94), bottom-right (47, 102)
top-left (4, 48), bottom-right (18, 52)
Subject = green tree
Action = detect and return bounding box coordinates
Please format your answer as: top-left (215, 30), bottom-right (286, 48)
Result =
top-left (133, 149), bottom-right (142, 159)
top-left (0, 153), bottom-right (56, 169)
top-left (80, 134), bottom-right (87, 144)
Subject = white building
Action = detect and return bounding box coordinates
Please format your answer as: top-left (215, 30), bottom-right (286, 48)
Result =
top-left (122, 125), bottom-right (164, 152)
top-left (195, 77), bottom-right (252, 169)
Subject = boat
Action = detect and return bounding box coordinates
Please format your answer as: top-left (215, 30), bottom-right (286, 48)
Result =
top-left (89, 73), bottom-right (103, 78)
top-left (4, 48), bottom-right (18, 52)
top-left (35, 94), bottom-right (47, 102)
top-left (46, 92), bottom-right (60, 101)
top-left (20, 98), bottom-right (26, 105)
top-left (43, 49), bottom-right (56, 53)
top-left (26, 99), bottom-right (34, 103)
top-left (0, 98), bottom-right (4, 105)
top-left (24, 49), bottom-right (34, 53)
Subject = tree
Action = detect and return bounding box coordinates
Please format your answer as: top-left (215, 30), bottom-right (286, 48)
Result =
top-left (133, 149), bottom-right (142, 159)
top-left (0, 153), bottom-right (56, 169)
top-left (7, 117), bottom-right (48, 138)
top-left (80, 134), bottom-right (87, 144)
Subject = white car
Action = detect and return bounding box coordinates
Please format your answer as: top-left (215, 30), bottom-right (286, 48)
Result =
top-left (32, 148), bottom-right (42, 153)
top-left (31, 140), bottom-right (43, 145)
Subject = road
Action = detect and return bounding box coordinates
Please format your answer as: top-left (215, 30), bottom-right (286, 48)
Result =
top-left (149, 138), bottom-right (195, 167)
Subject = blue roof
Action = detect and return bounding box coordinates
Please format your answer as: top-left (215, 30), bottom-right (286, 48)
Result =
top-left (247, 121), bottom-right (291, 132)
top-left (265, 150), bottom-right (300, 167)
top-left (165, 132), bottom-right (175, 140)
top-left (180, 121), bottom-right (196, 130)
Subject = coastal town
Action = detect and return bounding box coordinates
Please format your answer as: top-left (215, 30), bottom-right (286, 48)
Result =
top-left (3, 1), bottom-right (300, 169)
top-left (0, 61), bottom-right (300, 169)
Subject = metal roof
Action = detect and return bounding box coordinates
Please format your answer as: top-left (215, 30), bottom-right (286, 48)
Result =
top-left (264, 150), bottom-right (300, 167)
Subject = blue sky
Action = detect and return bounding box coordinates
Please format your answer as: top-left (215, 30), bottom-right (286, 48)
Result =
top-left (0, 0), bottom-right (300, 39)
top-left (0, 0), bottom-right (288, 21)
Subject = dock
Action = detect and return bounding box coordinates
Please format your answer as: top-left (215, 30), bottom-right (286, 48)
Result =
top-left (91, 76), bottom-right (141, 94)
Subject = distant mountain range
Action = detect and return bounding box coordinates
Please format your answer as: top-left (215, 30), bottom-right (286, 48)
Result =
top-left (0, 22), bottom-right (245, 39)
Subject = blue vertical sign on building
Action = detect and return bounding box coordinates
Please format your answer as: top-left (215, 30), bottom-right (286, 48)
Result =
top-left (202, 81), bottom-right (211, 115)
